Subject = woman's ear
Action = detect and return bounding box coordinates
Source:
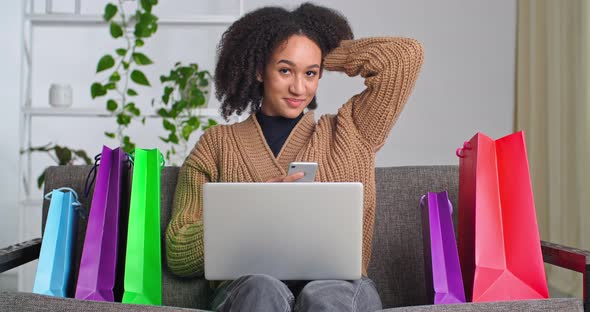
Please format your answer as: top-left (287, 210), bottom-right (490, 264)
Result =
top-left (256, 72), bottom-right (263, 83)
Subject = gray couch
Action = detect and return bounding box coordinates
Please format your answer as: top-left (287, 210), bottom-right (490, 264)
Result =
top-left (1, 165), bottom-right (588, 311)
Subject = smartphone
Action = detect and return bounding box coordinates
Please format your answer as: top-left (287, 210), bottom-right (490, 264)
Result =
top-left (287, 162), bottom-right (318, 182)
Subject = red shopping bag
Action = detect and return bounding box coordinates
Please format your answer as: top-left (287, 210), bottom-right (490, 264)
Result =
top-left (457, 131), bottom-right (548, 302)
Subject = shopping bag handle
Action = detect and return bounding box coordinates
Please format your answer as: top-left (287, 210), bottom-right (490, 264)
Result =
top-left (83, 154), bottom-right (101, 198)
top-left (419, 193), bottom-right (453, 214)
top-left (44, 187), bottom-right (87, 219)
top-left (159, 151), bottom-right (165, 169)
top-left (455, 141), bottom-right (472, 158)
top-left (125, 152), bottom-right (134, 168)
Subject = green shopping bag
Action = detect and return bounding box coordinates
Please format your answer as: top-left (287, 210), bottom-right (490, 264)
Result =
top-left (122, 148), bottom-right (164, 305)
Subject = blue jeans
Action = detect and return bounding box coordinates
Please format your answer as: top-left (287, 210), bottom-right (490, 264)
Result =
top-left (210, 274), bottom-right (382, 312)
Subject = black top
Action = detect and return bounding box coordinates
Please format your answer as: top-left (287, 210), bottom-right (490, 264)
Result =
top-left (256, 110), bottom-right (304, 157)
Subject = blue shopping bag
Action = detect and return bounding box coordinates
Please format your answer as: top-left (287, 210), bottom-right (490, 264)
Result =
top-left (33, 187), bottom-right (85, 297)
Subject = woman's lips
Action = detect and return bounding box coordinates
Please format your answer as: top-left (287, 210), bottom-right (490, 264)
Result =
top-left (284, 98), bottom-right (305, 108)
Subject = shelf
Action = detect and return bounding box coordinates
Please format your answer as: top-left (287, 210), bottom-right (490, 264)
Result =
top-left (23, 107), bottom-right (221, 118)
top-left (25, 14), bottom-right (238, 26)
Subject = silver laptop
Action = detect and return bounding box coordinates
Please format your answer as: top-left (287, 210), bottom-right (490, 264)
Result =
top-left (203, 182), bottom-right (363, 280)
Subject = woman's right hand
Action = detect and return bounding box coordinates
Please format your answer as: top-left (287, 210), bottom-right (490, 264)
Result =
top-left (265, 172), bottom-right (304, 182)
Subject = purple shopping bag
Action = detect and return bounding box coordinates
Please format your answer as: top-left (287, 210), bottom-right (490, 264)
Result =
top-left (420, 191), bottom-right (466, 304)
top-left (75, 146), bottom-right (128, 301)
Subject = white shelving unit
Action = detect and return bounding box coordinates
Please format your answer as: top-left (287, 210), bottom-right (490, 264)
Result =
top-left (26, 13), bottom-right (240, 26)
top-left (24, 107), bottom-right (221, 118)
top-left (17, 0), bottom-right (243, 292)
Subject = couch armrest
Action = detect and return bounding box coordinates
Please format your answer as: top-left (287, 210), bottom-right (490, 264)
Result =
top-left (0, 238), bottom-right (42, 273)
top-left (541, 240), bottom-right (590, 311)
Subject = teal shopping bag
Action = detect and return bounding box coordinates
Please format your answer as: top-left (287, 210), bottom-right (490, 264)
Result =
top-left (33, 187), bottom-right (85, 297)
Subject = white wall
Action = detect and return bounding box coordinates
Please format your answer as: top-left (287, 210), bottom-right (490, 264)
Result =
top-left (0, 0), bottom-right (516, 290)
top-left (0, 0), bottom-right (22, 290)
top-left (0, 2), bottom-right (22, 246)
top-left (247, 0), bottom-right (516, 166)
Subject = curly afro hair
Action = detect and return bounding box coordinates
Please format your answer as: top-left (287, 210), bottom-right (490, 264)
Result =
top-left (214, 2), bottom-right (353, 120)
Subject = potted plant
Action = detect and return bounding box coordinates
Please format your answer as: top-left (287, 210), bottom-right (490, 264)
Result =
top-left (156, 62), bottom-right (217, 165)
top-left (22, 143), bottom-right (93, 189)
top-left (90, 0), bottom-right (159, 153)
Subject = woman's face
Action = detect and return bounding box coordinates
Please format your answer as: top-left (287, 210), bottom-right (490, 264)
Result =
top-left (259, 35), bottom-right (322, 118)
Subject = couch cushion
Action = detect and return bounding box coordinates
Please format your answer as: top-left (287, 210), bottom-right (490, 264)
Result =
top-left (369, 166), bottom-right (459, 309)
top-left (0, 291), bottom-right (209, 312)
top-left (380, 298), bottom-right (583, 311)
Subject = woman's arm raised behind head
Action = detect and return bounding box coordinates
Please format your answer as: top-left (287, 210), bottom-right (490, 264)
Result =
top-left (324, 37), bottom-right (424, 150)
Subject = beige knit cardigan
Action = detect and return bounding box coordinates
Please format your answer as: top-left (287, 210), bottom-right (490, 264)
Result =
top-left (166, 37), bottom-right (424, 278)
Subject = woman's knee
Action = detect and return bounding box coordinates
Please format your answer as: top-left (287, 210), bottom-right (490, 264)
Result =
top-left (215, 274), bottom-right (294, 312)
top-left (296, 280), bottom-right (353, 311)
top-left (295, 278), bottom-right (382, 312)
top-left (233, 274), bottom-right (289, 294)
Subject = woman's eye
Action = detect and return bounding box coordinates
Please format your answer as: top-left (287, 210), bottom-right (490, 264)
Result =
top-left (279, 68), bottom-right (290, 74)
top-left (306, 71), bottom-right (318, 77)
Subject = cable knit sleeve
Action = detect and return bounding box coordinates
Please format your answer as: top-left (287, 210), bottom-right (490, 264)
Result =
top-left (165, 128), bottom-right (219, 277)
top-left (324, 37), bottom-right (424, 149)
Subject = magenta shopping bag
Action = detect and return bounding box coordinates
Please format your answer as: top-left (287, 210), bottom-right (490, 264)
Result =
top-left (75, 146), bottom-right (128, 301)
top-left (420, 191), bottom-right (466, 304)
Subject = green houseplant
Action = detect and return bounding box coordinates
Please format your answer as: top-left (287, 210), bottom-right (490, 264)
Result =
top-left (90, 0), bottom-right (159, 153)
top-left (156, 62), bottom-right (217, 165)
top-left (22, 144), bottom-right (93, 189)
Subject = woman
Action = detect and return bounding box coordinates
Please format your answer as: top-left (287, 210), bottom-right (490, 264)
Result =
top-left (166, 2), bottom-right (423, 311)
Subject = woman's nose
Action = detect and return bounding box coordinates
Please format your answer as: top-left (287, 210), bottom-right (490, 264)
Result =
top-left (289, 76), bottom-right (305, 95)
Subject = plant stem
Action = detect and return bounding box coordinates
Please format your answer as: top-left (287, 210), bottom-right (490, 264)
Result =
top-left (117, 0), bottom-right (132, 146)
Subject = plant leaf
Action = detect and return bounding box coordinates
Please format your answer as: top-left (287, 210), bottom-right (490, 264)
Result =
top-left (191, 93), bottom-right (205, 107)
top-left (117, 113), bottom-right (131, 126)
top-left (127, 88), bottom-right (138, 96)
top-left (37, 170), bottom-right (46, 189)
top-left (96, 54), bottom-right (115, 73)
top-left (159, 136), bottom-right (170, 143)
top-left (107, 99), bottom-right (118, 111)
top-left (132, 52), bottom-right (153, 65)
top-left (104, 3), bottom-right (118, 22)
top-left (135, 39), bottom-right (144, 47)
top-left (140, 0), bottom-right (152, 12)
top-left (131, 70), bottom-right (150, 86)
top-left (122, 136), bottom-right (135, 153)
top-left (157, 108), bottom-right (168, 117)
top-left (162, 86), bottom-right (173, 104)
top-left (122, 61), bottom-right (130, 70)
top-left (90, 82), bottom-right (106, 99)
top-left (54, 146), bottom-right (72, 165)
top-left (104, 82), bottom-right (116, 90)
top-left (125, 103), bottom-right (141, 116)
top-left (115, 48), bottom-right (127, 56)
top-left (203, 118), bottom-right (218, 130)
top-left (110, 22), bottom-right (123, 38)
top-left (74, 150), bottom-right (93, 164)
top-left (187, 116), bottom-right (200, 128)
top-left (104, 131), bottom-right (116, 138)
top-left (134, 23), bottom-right (150, 38)
top-left (163, 119), bottom-right (176, 132)
top-left (109, 71), bottom-right (121, 82)
top-left (169, 133), bottom-right (179, 144)
top-left (181, 125), bottom-right (192, 141)
top-left (175, 99), bottom-right (188, 111)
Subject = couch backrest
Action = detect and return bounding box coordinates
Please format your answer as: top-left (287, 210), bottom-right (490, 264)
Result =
top-left (43, 165), bottom-right (459, 309)
top-left (369, 166), bottom-right (459, 308)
